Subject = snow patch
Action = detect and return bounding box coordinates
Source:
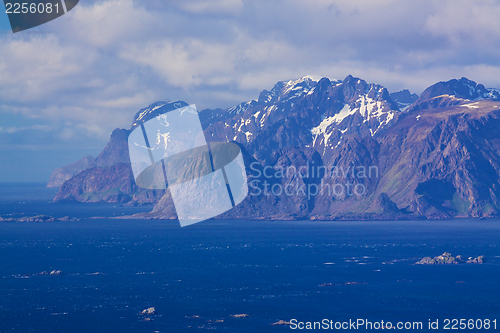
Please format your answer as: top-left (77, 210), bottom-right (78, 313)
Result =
top-left (260, 105), bottom-right (277, 127)
top-left (462, 102), bottom-right (480, 109)
top-left (332, 104), bottom-right (356, 124)
top-left (228, 101), bottom-right (252, 114)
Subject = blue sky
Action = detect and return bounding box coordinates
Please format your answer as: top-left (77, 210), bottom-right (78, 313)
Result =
top-left (2, 0), bottom-right (500, 182)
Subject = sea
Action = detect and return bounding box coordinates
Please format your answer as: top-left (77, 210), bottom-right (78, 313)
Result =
top-left (0, 183), bottom-right (499, 332)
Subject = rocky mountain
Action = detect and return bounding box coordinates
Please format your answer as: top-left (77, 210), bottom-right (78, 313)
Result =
top-left (47, 154), bottom-right (95, 187)
top-left (52, 128), bottom-right (165, 204)
top-left (50, 75), bottom-right (500, 220)
top-left (390, 89), bottom-right (418, 111)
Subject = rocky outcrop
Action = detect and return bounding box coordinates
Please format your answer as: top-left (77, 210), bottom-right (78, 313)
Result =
top-left (47, 155), bottom-right (95, 187)
top-left (15, 270), bottom-right (64, 278)
top-left (53, 163), bottom-right (136, 203)
top-left (319, 282), bottom-right (366, 286)
top-left (416, 252), bottom-right (485, 265)
top-left (271, 320), bottom-right (292, 326)
top-left (230, 314), bottom-right (250, 318)
top-left (140, 307), bottom-right (156, 315)
top-left (466, 256), bottom-right (485, 264)
top-left (53, 129), bottom-right (165, 204)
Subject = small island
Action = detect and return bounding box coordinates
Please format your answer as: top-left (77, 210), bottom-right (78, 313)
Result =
top-left (416, 252), bottom-right (484, 265)
top-left (230, 314), bottom-right (250, 318)
top-left (319, 281), bottom-right (366, 287)
top-left (271, 320), bottom-right (292, 326)
top-left (0, 215), bottom-right (79, 223)
top-left (139, 307), bottom-right (156, 315)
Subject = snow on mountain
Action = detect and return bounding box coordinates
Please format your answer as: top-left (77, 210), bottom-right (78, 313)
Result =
top-left (131, 100), bottom-right (173, 129)
top-left (483, 88), bottom-right (500, 100)
top-left (227, 100), bottom-right (257, 115)
top-left (257, 75), bottom-right (322, 105)
top-left (390, 89), bottom-right (419, 111)
top-left (213, 76), bottom-right (326, 143)
top-left (53, 75), bottom-right (500, 220)
top-left (310, 93), bottom-right (396, 154)
top-left (306, 77), bottom-right (398, 155)
top-left (203, 75), bottom-right (401, 161)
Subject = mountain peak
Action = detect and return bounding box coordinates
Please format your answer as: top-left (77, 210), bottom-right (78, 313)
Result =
top-left (288, 75), bottom-right (323, 84)
top-left (408, 77), bottom-right (500, 112)
top-left (390, 89), bottom-right (419, 110)
top-left (257, 75), bottom-right (320, 105)
top-left (419, 77), bottom-right (500, 101)
top-left (130, 100), bottom-right (193, 130)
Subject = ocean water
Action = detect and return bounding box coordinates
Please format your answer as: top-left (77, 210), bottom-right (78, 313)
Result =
top-left (0, 184), bottom-right (499, 332)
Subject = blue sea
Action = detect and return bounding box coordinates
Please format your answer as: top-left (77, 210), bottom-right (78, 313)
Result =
top-left (0, 183), bottom-right (499, 332)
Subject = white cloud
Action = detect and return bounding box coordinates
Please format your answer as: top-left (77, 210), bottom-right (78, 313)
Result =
top-left (2, 0), bottom-right (500, 182)
top-left (0, 35), bottom-right (91, 102)
top-left (425, 0), bottom-right (500, 46)
top-left (66, 0), bottom-right (157, 48)
top-left (0, 124), bottom-right (52, 133)
top-left (178, 0), bottom-right (244, 15)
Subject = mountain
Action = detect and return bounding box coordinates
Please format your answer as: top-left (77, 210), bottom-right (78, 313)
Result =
top-left (409, 77), bottom-right (500, 112)
top-left (52, 128), bottom-right (165, 204)
top-left (50, 76), bottom-right (500, 220)
top-left (390, 89), bottom-right (418, 111)
top-left (47, 155), bottom-right (95, 187)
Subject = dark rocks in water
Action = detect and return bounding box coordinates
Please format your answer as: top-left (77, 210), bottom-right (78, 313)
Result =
top-left (16, 270), bottom-right (64, 278)
top-left (270, 320), bottom-right (292, 326)
top-left (230, 314), bottom-right (250, 318)
top-left (466, 255), bottom-right (484, 264)
top-left (139, 307), bottom-right (156, 315)
top-left (319, 282), bottom-right (366, 286)
top-left (0, 215), bottom-right (78, 222)
top-left (416, 252), bottom-right (485, 265)
top-left (138, 307), bottom-right (156, 321)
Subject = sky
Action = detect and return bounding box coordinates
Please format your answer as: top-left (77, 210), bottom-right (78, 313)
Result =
top-left (2, 0), bottom-right (500, 182)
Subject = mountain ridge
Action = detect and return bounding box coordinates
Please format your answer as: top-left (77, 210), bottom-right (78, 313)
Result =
top-left (49, 75), bottom-right (500, 221)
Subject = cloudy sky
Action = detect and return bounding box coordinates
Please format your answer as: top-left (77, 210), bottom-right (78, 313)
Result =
top-left (1, 0), bottom-right (500, 182)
